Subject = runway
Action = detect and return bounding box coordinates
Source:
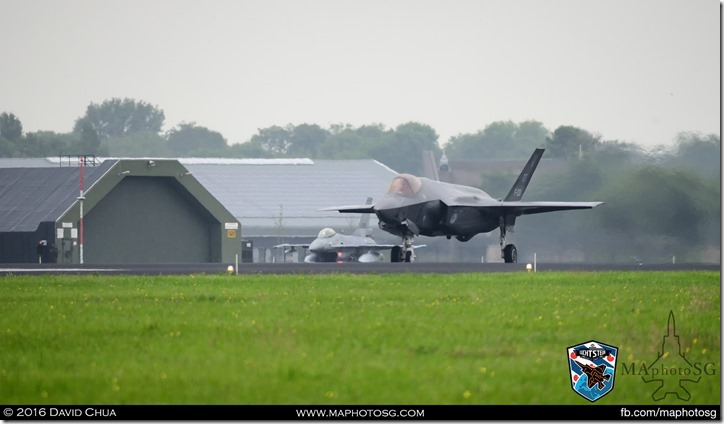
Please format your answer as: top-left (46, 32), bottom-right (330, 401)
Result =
top-left (0, 261), bottom-right (719, 276)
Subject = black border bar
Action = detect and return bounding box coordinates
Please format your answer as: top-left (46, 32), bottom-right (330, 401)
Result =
top-left (2, 405), bottom-right (721, 421)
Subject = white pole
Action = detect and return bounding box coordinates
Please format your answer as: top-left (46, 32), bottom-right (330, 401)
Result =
top-left (79, 195), bottom-right (84, 264)
top-left (79, 157), bottom-right (85, 265)
top-left (534, 253), bottom-right (537, 273)
top-left (235, 253), bottom-right (239, 275)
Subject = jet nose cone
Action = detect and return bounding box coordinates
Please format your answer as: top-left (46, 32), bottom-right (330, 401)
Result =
top-left (309, 239), bottom-right (324, 252)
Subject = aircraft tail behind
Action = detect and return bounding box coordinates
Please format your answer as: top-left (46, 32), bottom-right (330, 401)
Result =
top-left (352, 197), bottom-right (374, 236)
top-left (504, 148), bottom-right (545, 201)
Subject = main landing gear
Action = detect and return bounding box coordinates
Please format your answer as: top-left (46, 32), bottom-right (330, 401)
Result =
top-left (499, 217), bottom-right (517, 263)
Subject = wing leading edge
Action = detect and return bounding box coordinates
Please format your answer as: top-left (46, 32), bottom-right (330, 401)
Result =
top-left (498, 201), bottom-right (604, 216)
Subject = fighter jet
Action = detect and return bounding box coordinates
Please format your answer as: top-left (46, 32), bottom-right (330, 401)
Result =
top-left (322, 148), bottom-right (603, 263)
top-left (274, 198), bottom-right (425, 263)
top-left (575, 361), bottom-right (611, 390)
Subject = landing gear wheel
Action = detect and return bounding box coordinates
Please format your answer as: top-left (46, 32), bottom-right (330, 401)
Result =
top-left (391, 246), bottom-right (402, 263)
top-left (404, 251), bottom-right (412, 263)
top-left (503, 244), bottom-right (517, 263)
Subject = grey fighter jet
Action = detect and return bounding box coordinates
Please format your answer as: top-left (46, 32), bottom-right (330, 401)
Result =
top-left (322, 148), bottom-right (603, 263)
top-left (274, 198), bottom-right (425, 263)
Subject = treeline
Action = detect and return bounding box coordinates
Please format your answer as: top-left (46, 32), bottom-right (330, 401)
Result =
top-left (0, 98), bottom-right (439, 174)
top-left (1, 98), bottom-right (720, 263)
top-left (514, 131), bottom-right (721, 264)
top-left (3, 97), bottom-right (717, 175)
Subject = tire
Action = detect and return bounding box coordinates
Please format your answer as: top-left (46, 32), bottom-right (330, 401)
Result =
top-left (391, 246), bottom-right (402, 263)
top-left (503, 244), bottom-right (517, 263)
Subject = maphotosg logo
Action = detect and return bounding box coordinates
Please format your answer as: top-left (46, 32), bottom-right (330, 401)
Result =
top-left (619, 311), bottom-right (717, 401)
top-left (567, 340), bottom-right (618, 402)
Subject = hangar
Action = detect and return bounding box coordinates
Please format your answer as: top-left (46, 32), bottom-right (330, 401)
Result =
top-left (181, 158), bottom-right (400, 262)
top-left (0, 158), bottom-right (241, 264)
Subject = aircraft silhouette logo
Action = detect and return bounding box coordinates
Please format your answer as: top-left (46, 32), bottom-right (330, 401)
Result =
top-left (567, 340), bottom-right (618, 402)
top-left (641, 311), bottom-right (701, 401)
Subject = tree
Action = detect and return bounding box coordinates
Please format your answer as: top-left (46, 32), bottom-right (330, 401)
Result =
top-left (286, 124), bottom-right (329, 158)
top-left (76, 120), bottom-right (101, 155)
top-left (545, 125), bottom-right (600, 159)
top-left (374, 122), bottom-right (440, 174)
top-left (594, 166), bottom-right (718, 256)
top-left (167, 122), bottom-right (228, 156)
top-left (319, 126), bottom-right (371, 159)
top-left (23, 131), bottom-right (75, 157)
top-left (248, 125), bottom-right (292, 156)
top-left (73, 98), bottom-right (165, 141)
top-left (0, 112), bottom-right (23, 142)
top-left (445, 120), bottom-right (549, 161)
top-left (667, 132), bottom-right (720, 178)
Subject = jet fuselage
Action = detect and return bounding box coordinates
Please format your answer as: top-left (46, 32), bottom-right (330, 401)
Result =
top-left (374, 178), bottom-right (502, 240)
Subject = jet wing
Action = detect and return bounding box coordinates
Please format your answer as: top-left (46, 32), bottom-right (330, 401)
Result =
top-left (338, 244), bottom-right (428, 250)
top-left (272, 243), bottom-right (310, 250)
top-left (446, 199), bottom-right (603, 216)
top-left (319, 204), bottom-right (376, 214)
top-left (498, 201), bottom-right (604, 216)
top-left (329, 243), bottom-right (399, 250)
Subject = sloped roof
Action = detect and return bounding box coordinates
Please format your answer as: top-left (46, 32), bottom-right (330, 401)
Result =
top-left (0, 160), bottom-right (117, 232)
top-left (184, 159), bottom-right (398, 235)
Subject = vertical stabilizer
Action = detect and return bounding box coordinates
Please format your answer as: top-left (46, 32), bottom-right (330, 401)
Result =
top-left (504, 148), bottom-right (545, 201)
top-left (353, 197), bottom-right (374, 236)
top-left (421, 150), bottom-right (440, 181)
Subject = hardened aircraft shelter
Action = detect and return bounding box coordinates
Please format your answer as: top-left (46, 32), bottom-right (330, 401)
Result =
top-left (0, 158), bottom-right (240, 264)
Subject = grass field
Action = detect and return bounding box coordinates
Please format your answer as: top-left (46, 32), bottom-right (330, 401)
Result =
top-left (0, 271), bottom-right (719, 405)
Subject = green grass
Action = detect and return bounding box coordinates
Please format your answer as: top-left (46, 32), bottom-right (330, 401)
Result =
top-left (0, 271), bottom-right (719, 405)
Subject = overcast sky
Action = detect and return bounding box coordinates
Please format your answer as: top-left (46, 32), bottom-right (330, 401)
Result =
top-left (2, 0), bottom-right (720, 149)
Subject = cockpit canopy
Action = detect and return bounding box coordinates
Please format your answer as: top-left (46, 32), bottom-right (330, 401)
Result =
top-left (387, 174), bottom-right (422, 196)
top-left (317, 228), bottom-right (336, 239)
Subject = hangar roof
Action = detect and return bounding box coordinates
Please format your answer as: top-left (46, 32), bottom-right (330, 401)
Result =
top-left (0, 158), bottom-right (57, 168)
top-left (0, 160), bottom-right (117, 231)
top-left (183, 159), bottom-right (398, 236)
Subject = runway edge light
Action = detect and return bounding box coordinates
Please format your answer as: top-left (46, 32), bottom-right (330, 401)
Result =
top-left (526, 263), bottom-right (532, 273)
